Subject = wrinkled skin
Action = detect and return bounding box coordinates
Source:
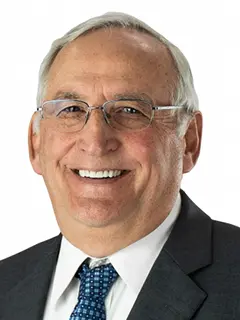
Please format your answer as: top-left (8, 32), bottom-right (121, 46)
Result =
top-left (28, 28), bottom-right (202, 257)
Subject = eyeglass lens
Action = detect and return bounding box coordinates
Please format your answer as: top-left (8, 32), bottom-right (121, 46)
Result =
top-left (42, 99), bottom-right (153, 132)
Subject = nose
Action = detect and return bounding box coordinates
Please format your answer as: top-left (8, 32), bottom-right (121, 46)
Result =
top-left (86, 105), bottom-right (108, 121)
top-left (77, 109), bottom-right (120, 156)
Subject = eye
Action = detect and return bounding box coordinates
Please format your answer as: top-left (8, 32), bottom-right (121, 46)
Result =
top-left (122, 107), bottom-right (140, 114)
top-left (61, 106), bottom-right (82, 113)
top-left (56, 105), bottom-right (87, 117)
top-left (113, 105), bottom-right (142, 115)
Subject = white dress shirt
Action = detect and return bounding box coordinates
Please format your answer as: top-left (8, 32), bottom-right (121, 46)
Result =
top-left (43, 193), bottom-right (181, 320)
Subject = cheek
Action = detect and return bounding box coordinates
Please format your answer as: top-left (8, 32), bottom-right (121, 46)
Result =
top-left (40, 127), bottom-right (72, 159)
top-left (126, 128), bottom-right (183, 172)
top-left (124, 129), bottom-right (161, 167)
top-left (39, 128), bottom-right (77, 175)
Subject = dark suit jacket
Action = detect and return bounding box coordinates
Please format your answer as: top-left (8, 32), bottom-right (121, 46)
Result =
top-left (1, 189), bottom-right (240, 319)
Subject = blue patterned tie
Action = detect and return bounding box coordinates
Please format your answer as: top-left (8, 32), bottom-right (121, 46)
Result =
top-left (69, 261), bottom-right (119, 319)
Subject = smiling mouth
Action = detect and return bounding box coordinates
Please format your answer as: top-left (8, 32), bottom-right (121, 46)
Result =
top-left (71, 169), bottom-right (129, 179)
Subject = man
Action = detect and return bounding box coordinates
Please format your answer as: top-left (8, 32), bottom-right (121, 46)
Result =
top-left (0, 11), bottom-right (240, 320)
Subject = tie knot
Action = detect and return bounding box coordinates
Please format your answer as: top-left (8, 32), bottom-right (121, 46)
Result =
top-left (76, 262), bottom-right (119, 300)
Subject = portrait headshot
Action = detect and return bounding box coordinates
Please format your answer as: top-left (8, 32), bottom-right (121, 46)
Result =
top-left (0, 4), bottom-right (240, 320)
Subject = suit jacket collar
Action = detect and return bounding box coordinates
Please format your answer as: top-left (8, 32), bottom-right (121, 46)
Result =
top-left (0, 236), bottom-right (61, 320)
top-left (127, 189), bottom-right (211, 319)
top-left (0, 189), bottom-right (212, 320)
top-left (165, 189), bottom-right (212, 274)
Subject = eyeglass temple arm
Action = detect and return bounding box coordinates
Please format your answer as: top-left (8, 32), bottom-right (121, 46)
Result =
top-left (152, 106), bottom-right (184, 110)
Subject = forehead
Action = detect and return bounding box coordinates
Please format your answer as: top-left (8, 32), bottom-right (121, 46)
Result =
top-left (46, 28), bottom-right (177, 102)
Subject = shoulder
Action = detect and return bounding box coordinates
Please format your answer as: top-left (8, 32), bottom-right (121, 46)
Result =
top-left (212, 219), bottom-right (240, 259)
top-left (180, 189), bottom-right (240, 254)
top-left (171, 190), bottom-right (240, 272)
top-left (0, 234), bottom-right (61, 266)
top-left (0, 235), bottom-right (61, 293)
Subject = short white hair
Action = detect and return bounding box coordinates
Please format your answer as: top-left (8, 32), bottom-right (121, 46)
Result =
top-left (34, 11), bottom-right (199, 136)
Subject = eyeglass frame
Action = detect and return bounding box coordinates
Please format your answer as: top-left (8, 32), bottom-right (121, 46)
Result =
top-left (36, 98), bottom-right (185, 131)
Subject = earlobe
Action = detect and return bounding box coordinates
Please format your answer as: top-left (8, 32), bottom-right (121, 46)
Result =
top-left (182, 111), bottom-right (203, 174)
top-left (183, 151), bottom-right (195, 173)
top-left (28, 113), bottom-right (42, 175)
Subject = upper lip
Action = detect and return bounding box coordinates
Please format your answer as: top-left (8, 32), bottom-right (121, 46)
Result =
top-left (70, 168), bottom-right (129, 171)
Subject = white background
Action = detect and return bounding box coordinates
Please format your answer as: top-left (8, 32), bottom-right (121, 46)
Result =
top-left (0, 0), bottom-right (239, 260)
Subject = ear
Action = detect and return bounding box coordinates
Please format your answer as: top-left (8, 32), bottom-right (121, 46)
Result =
top-left (182, 111), bottom-right (203, 173)
top-left (28, 112), bottom-right (42, 175)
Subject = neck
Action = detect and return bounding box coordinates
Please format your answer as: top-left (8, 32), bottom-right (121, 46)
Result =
top-left (60, 205), bottom-right (174, 257)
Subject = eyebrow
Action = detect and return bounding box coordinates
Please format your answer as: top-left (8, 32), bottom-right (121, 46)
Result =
top-left (54, 91), bottom-right (87, 100)
top-left (113, 93), bottom-right (153, 104)
top-left (53, 91), bottom-right (153, 104)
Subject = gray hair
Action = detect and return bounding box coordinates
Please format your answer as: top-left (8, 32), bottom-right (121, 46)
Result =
top-left (34, 11), bottom-right (199, 136)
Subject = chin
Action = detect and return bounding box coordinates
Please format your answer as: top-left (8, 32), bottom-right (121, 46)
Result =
top-left (69, 198), bottom-right (123, 227)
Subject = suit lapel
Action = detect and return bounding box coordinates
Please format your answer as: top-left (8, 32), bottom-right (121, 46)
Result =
top-left (0, 235), bottom-right (62, 320)
top-left (0, 190), bottom-right (212, 320)
top-left (127, 250), bottom-right (207, 320)
top-left (127, 190), bottom-right (212, 320)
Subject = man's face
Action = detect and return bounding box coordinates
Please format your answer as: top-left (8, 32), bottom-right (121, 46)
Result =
top-left (29, 28), bottom-right (202, 244)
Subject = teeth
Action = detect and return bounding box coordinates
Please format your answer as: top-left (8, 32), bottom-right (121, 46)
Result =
top-left (77, 170), bottom-right (123, 179)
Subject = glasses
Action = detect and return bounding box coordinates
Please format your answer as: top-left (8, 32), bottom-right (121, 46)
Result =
top-left (37, 99), bottom-right (184, 132)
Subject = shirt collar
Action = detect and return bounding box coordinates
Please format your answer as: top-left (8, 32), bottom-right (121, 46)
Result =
top-left (109, 192), bottom-right (181, 294)
top-left (51, 192), bottom-right (181, 304)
